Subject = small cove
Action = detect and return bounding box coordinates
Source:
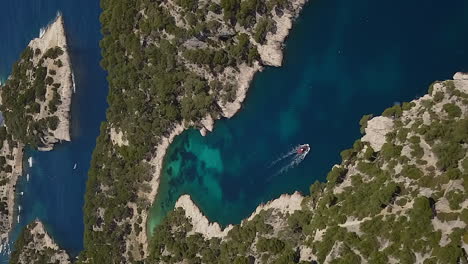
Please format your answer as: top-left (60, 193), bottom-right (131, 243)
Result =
top-left (148, 0), bottom-right (468, 234)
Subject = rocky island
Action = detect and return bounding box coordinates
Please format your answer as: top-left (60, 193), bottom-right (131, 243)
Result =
top-left (0, 14), bottom-right (73, 253)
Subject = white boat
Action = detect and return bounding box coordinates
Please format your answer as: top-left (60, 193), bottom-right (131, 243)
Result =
top-left (17, 215), bottom-right (19, 223)
top-left (28, 157), bottom-right (33, 167)
top-left (26, 174), bottom-right (29, 182)
top-left (73, 163), bottom-right (77, 170)
top-left (18, 205), bottom-right (21, 212)
top-left (20, 192), bottom-right (24, 196)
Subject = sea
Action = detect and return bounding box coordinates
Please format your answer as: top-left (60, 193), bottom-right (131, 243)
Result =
top-left (147, 0), bottom-right (468, 234)
top-left (0, 0), bottom-right (107, 262)
top-left (1, 0), bottom-right (468, 262)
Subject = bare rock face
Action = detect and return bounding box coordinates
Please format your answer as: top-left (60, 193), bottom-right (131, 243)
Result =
top-left (453, 72), bottom-right (468, 80)
top-left (257, 0), bottom-right (308, 66)
top-left (199, 115), bottom-right (215, 137)
top-left (174, 191), bottom-right (303, 240)
top-left (175, 195), bottom-right (233, 239)
top-left (11, 220), bottom-right (70, 264)
top-left (246, 191), bottom-right (304, 221)
top-left (361, 116), bottom-right (394, 151)
top-left (110, 127), bottom-right (129, 146)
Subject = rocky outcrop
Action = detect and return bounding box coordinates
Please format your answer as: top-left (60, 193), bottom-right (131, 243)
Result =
top-left (10, 220), bottom-right (70, 264)
top-left (175, 195), bottom-right (233, 239)
top-left (361, 116), bottom-right (394, 151)
top-left (172, 191), bottom-right (303, 240)
top-left (110, 127), bottom-right (129, 147)
top-left (257, 0), bottom-right (308, 66)
top-left (218, 62), bottom-right (263, 119)
top-left (246, 191), bottom-right (304, 221)
top-left (199, 115), bottom-right (215, 137)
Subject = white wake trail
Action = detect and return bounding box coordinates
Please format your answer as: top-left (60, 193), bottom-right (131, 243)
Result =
top-left (274, 151), bottom-right (307, 176)
top-left (268, 148), bottom-right (297, 167)
top-left (266, 144), bottom-right (310, 181)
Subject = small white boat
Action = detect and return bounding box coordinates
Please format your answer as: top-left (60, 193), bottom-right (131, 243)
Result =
top-left (28, 157), bottom-right (33, 167)
top-left (26, 174), bottom-right (30, 182)
top-left (20, 192), bottom-right (24, 196)
top-left (17, 215), bottom-right (19, 223)
top-left (73, 163), bottom-right (77, 170)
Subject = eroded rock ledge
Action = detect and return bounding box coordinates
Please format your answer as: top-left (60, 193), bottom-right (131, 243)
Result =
top-left (174, 191), bottom-right (304, 240)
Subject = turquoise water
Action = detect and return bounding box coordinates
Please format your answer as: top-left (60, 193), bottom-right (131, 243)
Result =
top-left (148, 0), bottom-right (468, 233)
top-left (0, 0), bottom-right (107, 261)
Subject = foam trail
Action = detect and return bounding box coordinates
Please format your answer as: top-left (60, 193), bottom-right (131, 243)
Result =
top-left (268, 146), bottom-right (299, 167)
top-left (273, 153), bottom-right (305, 177)
top-left (266, 145), bottom-right (309, 181)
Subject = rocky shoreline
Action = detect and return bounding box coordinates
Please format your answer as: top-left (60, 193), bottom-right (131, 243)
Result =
top-left (30, 14), bottom-right (73, 150)
top-left (10, 220), bottom-right (70, 264)
top-left (173, 191), bottom-right (304, 240)
top-left (136, 0), bottom-right (310, 257)
top-left (0, 142), bottom-right (23, 251)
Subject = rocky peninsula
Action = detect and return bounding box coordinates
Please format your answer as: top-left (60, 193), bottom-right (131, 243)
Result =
top-left (10, 220), bottom-right (70, 264)
top-left (0, 14), bottom-right (73, 253)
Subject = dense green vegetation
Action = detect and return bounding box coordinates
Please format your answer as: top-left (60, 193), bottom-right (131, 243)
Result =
top-left (0, 45), bottom-right (65, 148)
top-left (10, 222), bottom-right (70, 264)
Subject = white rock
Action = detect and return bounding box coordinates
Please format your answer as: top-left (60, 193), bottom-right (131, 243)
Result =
top-left (361, 116), bottom-right (394, 151)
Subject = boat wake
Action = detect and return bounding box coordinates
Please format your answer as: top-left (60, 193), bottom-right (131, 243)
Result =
top-left (266, 144), bottom-right (310, 181)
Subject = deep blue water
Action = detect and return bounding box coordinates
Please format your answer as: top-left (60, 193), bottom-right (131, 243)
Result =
top-left (0, 0), bottom-right (107, 261)
top-left (148, 0), bottom-right (468, 233)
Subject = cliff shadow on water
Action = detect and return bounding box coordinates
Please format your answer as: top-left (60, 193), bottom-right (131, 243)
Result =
top-left (148, 0), bottom-right (468, 235)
